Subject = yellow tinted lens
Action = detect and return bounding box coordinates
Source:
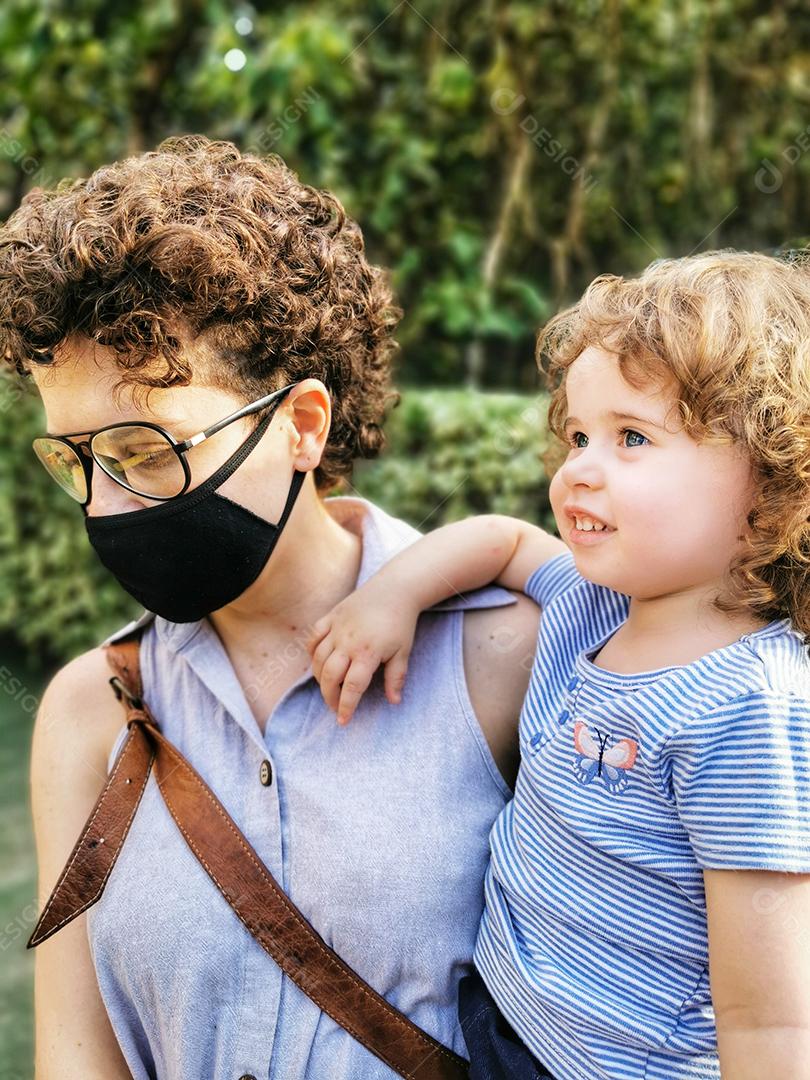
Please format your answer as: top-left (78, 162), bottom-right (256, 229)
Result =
top-left (91, 425), bottom-right (186, 498)
top-left (32, 439), bottom-right (87, 502)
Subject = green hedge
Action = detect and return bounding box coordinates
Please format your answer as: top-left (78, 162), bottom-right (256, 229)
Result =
top-left (353, 389), bottom-right (556, 529)
top-left (0, 380), bottom-right (557, 667)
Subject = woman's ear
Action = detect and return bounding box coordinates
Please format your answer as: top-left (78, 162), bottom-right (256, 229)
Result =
top-left (285, 379), bottom-right (332, 471)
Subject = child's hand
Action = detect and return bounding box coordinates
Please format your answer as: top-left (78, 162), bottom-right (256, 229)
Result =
top-left (307, 584), bottom-right (418, 725)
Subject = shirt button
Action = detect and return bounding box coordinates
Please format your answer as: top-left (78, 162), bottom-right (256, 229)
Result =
top-left (530, 733), bottom-right (544, 749)
top-left (259, 759), bottom-right (272, 786)
top-left (567, 676), bottom-right (578, 691)
top-left (559, 709), bottom-right (569, 723)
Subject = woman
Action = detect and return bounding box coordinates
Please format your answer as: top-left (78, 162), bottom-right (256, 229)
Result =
top-left (1, 136), bottom-right (540, 1078)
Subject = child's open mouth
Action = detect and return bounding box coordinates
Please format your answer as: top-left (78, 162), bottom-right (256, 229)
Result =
top-left (566, 510), bottom-right (617, 545)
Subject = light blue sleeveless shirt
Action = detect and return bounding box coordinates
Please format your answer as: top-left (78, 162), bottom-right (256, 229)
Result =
top-left (86, 495), bottom-right (517, 1080)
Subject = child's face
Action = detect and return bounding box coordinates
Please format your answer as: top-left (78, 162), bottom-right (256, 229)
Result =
top-left (548, 346), bottom-right (756, 601)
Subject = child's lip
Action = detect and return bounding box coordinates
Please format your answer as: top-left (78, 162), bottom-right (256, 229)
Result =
top-left (568, 521), bottom-right (615, 545)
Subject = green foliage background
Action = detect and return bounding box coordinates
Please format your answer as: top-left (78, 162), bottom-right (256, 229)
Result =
top-left (0, 3), bottom-right (808, 1076)
top-left (1, 0), bottom-right (808, 663)
top-left (2, 0), bottom-right (809, 395)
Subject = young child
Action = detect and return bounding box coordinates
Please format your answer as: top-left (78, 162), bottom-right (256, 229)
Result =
top-left (307, 250), bottom-right (810, 1080)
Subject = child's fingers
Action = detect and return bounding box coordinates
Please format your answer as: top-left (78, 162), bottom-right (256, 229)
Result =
top-left (310, 634), bottom-right (336, 682)
top-left (319, 649), bottom-right (351, 713)
top-left (383, 649), bottom-right (410, 705)
top-left (306, 616), bottom-right (331, 655)
top-left (336, 659), bottom-right (377, 726)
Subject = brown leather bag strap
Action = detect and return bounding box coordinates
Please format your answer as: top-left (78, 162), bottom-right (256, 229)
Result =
top-left (27, 635), bottom-right (469, 1080)
top-left (26, 639), bottom-right (155, 946)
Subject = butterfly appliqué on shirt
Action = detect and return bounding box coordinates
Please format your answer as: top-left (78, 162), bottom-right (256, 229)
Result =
top-left (572, 721), bottom-right (639, 794)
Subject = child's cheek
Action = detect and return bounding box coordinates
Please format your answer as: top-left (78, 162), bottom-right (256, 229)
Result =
top-left (548, 467), bottom-right (568, 538)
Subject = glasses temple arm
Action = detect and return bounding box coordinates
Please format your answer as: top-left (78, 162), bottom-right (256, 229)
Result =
top-left (176, 382), bottom-right (298, 451)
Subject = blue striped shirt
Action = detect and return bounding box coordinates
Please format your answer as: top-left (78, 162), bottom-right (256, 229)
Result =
top-left (475, 551), bottom-right (810, 1080)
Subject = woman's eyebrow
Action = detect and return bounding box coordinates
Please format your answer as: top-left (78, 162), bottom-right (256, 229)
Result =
top-left (153, 416), bottom-right (194, 432)
top-left (48, 415), bottom-right (193, 437)
top-left (563, 410), bottom-right (665, 430)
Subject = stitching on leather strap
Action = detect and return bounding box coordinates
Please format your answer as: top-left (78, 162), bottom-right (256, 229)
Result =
top-left (30, 727), bottom-right (154, 942)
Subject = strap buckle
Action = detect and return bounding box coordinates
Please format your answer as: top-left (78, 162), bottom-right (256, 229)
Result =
top-left (109, 675), bottom-right (143, 711)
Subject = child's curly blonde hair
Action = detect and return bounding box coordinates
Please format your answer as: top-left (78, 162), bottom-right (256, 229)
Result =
top-left (537, 249), bottom-right (810, 648)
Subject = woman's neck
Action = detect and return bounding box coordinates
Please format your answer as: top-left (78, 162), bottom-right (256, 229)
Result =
top-left (207, 485), bottom-right (364, 662)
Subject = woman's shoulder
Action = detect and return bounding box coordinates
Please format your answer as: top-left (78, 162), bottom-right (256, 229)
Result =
top-left (39, 644), bottom-right (123, 716)
top-left (32, 646), bottom-right (128, 802)
top-left (28, 646), bottom-right (138, 1078)
top-left (461, 591), bottom-right (541, 789)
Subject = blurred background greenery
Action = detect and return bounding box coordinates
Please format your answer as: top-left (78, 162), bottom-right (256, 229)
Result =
top-left (1, 0), bottom-right (808, 1075)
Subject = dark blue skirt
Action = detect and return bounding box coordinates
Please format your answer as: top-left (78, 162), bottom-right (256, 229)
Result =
top-left (457, 971), bottom-right (557, 1080)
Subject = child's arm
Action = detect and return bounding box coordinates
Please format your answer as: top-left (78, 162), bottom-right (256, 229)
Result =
top-left (307, 514), bottom-right (567, 723)
top-left (705, 867), bottom-right (810, 1077)
top-left (667, 689), bottom-right (810, 1076)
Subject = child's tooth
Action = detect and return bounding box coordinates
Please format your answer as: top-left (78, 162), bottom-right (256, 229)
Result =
top-left (574, 515), bottom-right (610, 532)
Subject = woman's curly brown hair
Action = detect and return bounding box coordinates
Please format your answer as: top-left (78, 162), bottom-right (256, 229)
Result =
top-left (0, 134), bottom-right (402, 491)
top-left (537, 249), bottom-right (810, 648)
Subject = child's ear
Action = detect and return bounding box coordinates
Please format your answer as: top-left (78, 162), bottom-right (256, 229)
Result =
top-left (286, 378), bottom-right (332, 471)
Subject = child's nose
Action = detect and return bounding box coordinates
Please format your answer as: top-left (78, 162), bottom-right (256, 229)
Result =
top-left (559, 443), bottom-right (605, 488)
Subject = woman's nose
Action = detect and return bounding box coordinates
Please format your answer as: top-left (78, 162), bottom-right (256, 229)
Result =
top-left (85, 468), bottom-right (151, 517)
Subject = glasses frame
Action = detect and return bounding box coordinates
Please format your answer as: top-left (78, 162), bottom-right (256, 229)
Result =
top-left (33, 382), bottom-right (298, 506)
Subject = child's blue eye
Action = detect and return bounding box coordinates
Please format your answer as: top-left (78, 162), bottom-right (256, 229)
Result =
top-left (622, 429), bottom-right (648, 448)
top-left (566, 428), bottom-right (649, 449)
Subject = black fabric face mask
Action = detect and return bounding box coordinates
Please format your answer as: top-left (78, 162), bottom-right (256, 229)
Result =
top-left (83, 405), bottom-right (306, 623)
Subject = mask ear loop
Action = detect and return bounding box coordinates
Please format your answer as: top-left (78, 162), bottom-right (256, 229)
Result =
top-left (273, 465), bottom-right (307, 530)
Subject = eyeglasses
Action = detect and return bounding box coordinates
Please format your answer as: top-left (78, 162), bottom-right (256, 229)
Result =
top-left (32, 382), bottom-right (297, 505)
